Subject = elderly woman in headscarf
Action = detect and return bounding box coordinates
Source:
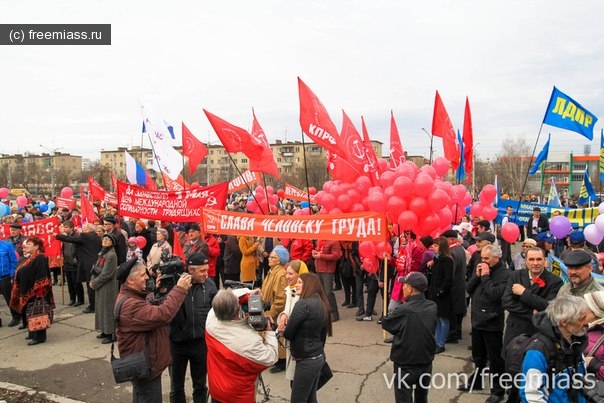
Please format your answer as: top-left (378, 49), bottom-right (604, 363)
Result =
top-left (584, 291), bottom-right (604, 381)
top-left (90, 232), bottom-right (118, 344)
top-left (10, 236), bottom-right (55, 346)
top-left (146, 227), bottom-right (172, 277)
top-left (277, 260), bottom-right (309, 381)
top-left (261, 245), bottom-right (290, 373)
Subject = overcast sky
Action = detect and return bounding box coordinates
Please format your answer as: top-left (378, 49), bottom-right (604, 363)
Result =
top-left (1, 0), bottom-right (603, 164)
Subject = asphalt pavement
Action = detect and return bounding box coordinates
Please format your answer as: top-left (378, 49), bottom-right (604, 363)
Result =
top-left (0, 282), bottom-right (492, 403)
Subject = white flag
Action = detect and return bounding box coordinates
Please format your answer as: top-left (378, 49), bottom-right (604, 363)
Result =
top-left (139, 101), bottom-right (183, 180)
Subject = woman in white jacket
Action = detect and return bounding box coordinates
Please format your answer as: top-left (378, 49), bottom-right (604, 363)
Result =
top-left (276, 260), bottom-right (309, 382)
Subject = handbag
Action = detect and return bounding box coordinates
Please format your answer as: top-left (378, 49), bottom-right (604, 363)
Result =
top-left (317, 361), bottom-right (333, 390)
top-left (110, 297), bottom-right (151, 383)
top-left (27, 297), bottom-right (53, 332)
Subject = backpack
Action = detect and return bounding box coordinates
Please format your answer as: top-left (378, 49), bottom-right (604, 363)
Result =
top-left (504, 332), bottom-right (556, 376)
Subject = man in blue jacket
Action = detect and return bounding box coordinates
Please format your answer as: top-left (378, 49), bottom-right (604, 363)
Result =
top-left (0, 239), bottom-right (19, 327)
top-left (382, 272), bottom-right (437, 403)
top-left (169, 252), bottom-right (217, 403)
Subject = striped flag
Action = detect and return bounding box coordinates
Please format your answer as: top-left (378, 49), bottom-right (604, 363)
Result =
top-left (599, 129), bottom-right (604, 183)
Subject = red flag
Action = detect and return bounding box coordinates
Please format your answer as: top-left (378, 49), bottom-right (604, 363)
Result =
top-left (389, 111), bottom-right (405, 168)
top-left (144, 171), bottom-right (157, 190)
top-left (162, 172), bottom-right (189, 191)
top-left (249, 110), bottom-right (281, 179)
top-left (79, 185), bottom-right (97, 224)
top-left (338, 110), bottom-right (366, 177)
top-left (88, 177), bottom-right (106, 202)
top-left (463, 96), bottom-right (473, 185)
top-left (326, 150), bottom-right (360, 183)
top-left (172, 230), bottom-right (185, 262)
top-left (431, 91), bottom-right (460, 172)
top-left (182, 122), bottom-right (208, 175)
top-left (361, 116), bottom-right (381, 184)
top-left (110, 172), bottom-right (118, 191)
top-left (297, 77), bottom-right (342, 155)
top-left (203, 109), bottom-right (263, 157)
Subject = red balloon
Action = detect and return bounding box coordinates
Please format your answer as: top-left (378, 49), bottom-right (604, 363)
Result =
top-left (482, 205), bottom-right (498, 221)
top-left (431, 157), bottom-right (450, 177)
top-left (321, 193), bottom-right (337, 210)
top-left (375, 241), bottom-right (393, 258)
top-left (359, 241), bottom-right (376, 258)
top-left (190, 182), bottom-right (200, 189)
top-left (330, 184), bottom-right (344, 198)
top-left (329, 207), bottom-right (343, 215)
top-left (383, 185), bottom-right (396, 199)
top-left (366, 191), bottom-right (386, 213)
top-left (269, 194), bottom-right (279, 205)
top-left (414, 174), bottom-right (434, 198)
top-left (418, 213), bottom-right (440, 236)
top-left (0, 188), bottom-right (8, 198)
top-left (480, 184), bottom-right (498, 204)
top-left (470, 202), bottom-right (483, 217)
top-left (61, 187), bottom-right (73, 198)
top-left (246, 200), bottom-right (258, 212)
top-left (347, 189), bottom-right (361, 204)
top-left (419, 165), bottom-right (437, 179)
top-left (428, 189), bottom-right (450, 211)
top-left (308, 187), bottom-right (317, 195)
top-left (438, 207), bottom-right (453, 228)
top-left (255, 185), bottom-right (264, 195)
top-left (501, 223), bottom-right (520, 243)
top-left (379, 170), bottom-right (396, 188)
top-left (277, 189), bottom-right (285, 198)
top-left (398, 210), bottom-right (418, 231)
top-left (408, 197), bottom-right (428, 219)
top-left (351, 203), bottom-right (366, 213)
top-left (355, 176), bottom-right (372, 196)
top-left (266, 186), bottom-right (274, 195)
top-left (362, 256), bottom-right (379, 274)
top-left (135, 236), bottom-right (147, 249)
top-left (336, 194), bottom-right (352, 212)
top-left (16, 195), bottom-right (28, 207)
top-left (393, 176), bottom-right (413, 199)
top-left (322, 181), bottom-right (335, 192)
top-left (387, 196), bottom-right (407, 219)
top-left (396, 162), bottom-right (417, 180)
top-left (449, 185), bottom-right (466, 202)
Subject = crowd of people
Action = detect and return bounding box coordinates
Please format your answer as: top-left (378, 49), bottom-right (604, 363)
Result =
top-left (2, 195), bottom-right (604, 402)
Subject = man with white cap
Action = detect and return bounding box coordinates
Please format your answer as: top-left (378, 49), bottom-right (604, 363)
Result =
top-left (511, 238), bottom-right (537, 271)
top-left (558, 250), bottom-right (604, 298)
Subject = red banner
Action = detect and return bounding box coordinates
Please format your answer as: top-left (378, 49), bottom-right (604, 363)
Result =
top-left (202, 209), bottom-right (387, 242)
top-left (0, 216), bottom-right (62, 257)
top-left (228, 171), bottom-right (261, 193)
top-left (117, 181), bottom-right (228, 222)
top-left (55, 196), bottom-right (76, 210)
top-left (104, 192), bottom-right (118, 207)
top-left (284, 183), bottom-right (317, 204)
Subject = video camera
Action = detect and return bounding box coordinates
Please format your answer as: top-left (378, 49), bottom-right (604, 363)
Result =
top-left (224, 280), bottom-right (271, 332)
top-left (157, 249), bottom-right (185, 292)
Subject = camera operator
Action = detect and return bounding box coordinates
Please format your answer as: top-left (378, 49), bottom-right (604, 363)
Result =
top-left (115, 260), bottom-right (192, 403)
top-left (169, 253), bottom-right (217, 403)
top-left (205, 289), bottom-right (278, 402)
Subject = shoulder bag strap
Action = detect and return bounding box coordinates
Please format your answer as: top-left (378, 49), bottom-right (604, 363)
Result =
top-left (587, 332), bottom-right (604, 357)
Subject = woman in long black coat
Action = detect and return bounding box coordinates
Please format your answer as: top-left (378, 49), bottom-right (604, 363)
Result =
top-left (427, 236), bottom-right (454, 353)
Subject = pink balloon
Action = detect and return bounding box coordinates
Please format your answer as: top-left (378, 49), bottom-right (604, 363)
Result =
top-left (322, 181), bottom-right (335, 192)
top-left (362, 256), bottom-right (379, 274)
top-left (431, 157), bottom-right (450, 177)
top-left (482, 205), bottom-right (498, 221)
top-left (462, 193), bottom-right (473, 208)
top-left (501, 223), bottom-right (520, 243)
top-left (0, 188), bottom-right (8, 198)
top-left (366, 191), bottom-right (386, 213)
top-left (438, 207), bottom-right (453, 228)
top-left (409, 197), bottom-right (428, 219)
top-left (418, 213), bottom-right (440, 236)
top-left (387, 196), bottom-right (407, 219)
top-left (330, 184), bottom-right (344, 198)
top-left (383, 185), bottom-right (397, 199)
top-left (393, 176), bottom-right (413, 199)
top-left (396, 162), bottom-right (416, 180)
top-left (355, 176), bottom-right (372, 196)
top-left (378, 159), bottom-right (389, 173)
top-left (359, 241), bottom-right (377, 258)
top-left (321, 193), bottom-right (337, 210)
top-left (584, 224), bottom-right (604, 245)
top-left (414, 174), bottom-right (434, 198)
top-left (308, 187), bottom-right (317, 195)
top-left (191, 182), bottom-right (200, 189)
top-left (135, 236), bottom-right (147, 249)
top-left (329, 207), bottom-right (343, 215)
top-left (428, 189), bottom-right (450, 211)
top-left (351, 203), bottom-right (366, 213)
top-left (269, 194), bottom-right (279, 205)
top-left (16, 195), bottom-right (28, 207)
top-left (470, 202), bottom-right (483, 218)
top-left (480, 184), bottom-right (497, 204)
top-left (375, 241), bottom-right (393, 258)
top-left (61, 187), bottom-right (73, 198)
top-left (379, 170), bottom-right (396, 188)
top-left (419, 165), bottom-right (437, 179)
top-left (336, 194), bottom-right (353, 212)
top-left (450, 185), bottom-right (466, 203)
top-left (246, 200), bottom-right (258, 212)
top-left (255, 185), bottom-right (264, 195)
top-left (398, 211), bottom-right (419, 231)
top-left (266, 186), bottom-right (274, 195)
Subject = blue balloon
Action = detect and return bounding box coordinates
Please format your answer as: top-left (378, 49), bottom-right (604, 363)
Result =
top-left (48, 201), bottom-right (56, 209)
top-left (34, 203), bottom-right (40, 208)
top-left (301, 201), bottom-right (310, 208)
top-left (465, 206), bottom-right (471, 213)
top-left (40, 204), bottom-right (48, 212)
top-left (0, 203), bottom-right (8, 216)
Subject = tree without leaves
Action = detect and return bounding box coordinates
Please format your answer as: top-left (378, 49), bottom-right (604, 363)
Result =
top-left (493, 136), bottom-right (532, 198)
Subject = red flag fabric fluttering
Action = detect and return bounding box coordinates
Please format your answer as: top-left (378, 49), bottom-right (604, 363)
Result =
top-left (388, 111), bottom-right (405, 168)
top-left (250, 110), bottom-right (281, 179)
top-left (182, 122), bottom-right (208, 175)
top-left (462, 96), bottom-right (473, 184)
top-left (172, 230), bottom-right (185, 262)
top-left (88, 176), bottom-right (106, 202)
top-left (79, 185), bottom-right (98, 224)
top-left (431, 91), bottom-right (460, 172)
top-left (337, 110), bottom-right (366, 177)
top-left (203, 109), bottom-right (264, 157)
top-left (361, 116), bottom-right (381, 185)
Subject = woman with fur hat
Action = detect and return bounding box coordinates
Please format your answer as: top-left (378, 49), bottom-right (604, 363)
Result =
top-left (90, 232), bottom-right (118, 344)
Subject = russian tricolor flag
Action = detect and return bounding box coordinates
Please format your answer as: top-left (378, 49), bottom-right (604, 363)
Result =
top-left (125, 151), bottom-right (147, 186)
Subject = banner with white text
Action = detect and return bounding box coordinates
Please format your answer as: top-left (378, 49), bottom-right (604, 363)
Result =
top-left (0, 216), bottom-right (61, 257)
top-left (284, 183), bottom-right (317, 203)
top-left (228, 171), bottom-right (261, 193)
top-left (117, 181), bottom-right (228, 222)
top-left (202, 209), bottom-right (387, 242)
top-left (496, 199), bottom-right (597, 228)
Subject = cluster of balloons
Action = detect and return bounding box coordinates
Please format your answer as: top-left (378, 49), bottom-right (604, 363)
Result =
top-left (246, 186), bottom-right (281, 215)
top-left (583, 204), bottom-right (604, 245)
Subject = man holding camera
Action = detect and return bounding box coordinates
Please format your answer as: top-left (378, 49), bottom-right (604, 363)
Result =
top-left (169, 253), bottom-right (217, 403)
top-left (205, 289), bottom-right (279, 402)
top-left (115, 261), bottom-right (192, 403)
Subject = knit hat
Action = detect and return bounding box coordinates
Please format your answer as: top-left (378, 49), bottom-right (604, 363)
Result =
top-left (272, 245), bottom-right (290, 265)
top-left (136, 220), bottom-right (146, 230)
top-left (128, 237), bottom-right (137, 245)
top-left (102, 232), bottom-right (117, 245)
top-left (585, 291), bottom-right (604, 321)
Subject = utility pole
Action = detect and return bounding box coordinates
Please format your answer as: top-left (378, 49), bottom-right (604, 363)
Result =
top-left (39, 144), bottom-right (62, 197)
top-left (421, 128), bottom-right (433, 164)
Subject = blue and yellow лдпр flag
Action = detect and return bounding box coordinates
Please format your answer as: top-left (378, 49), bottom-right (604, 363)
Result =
top-left (543, 86), bottom-right (598, 141)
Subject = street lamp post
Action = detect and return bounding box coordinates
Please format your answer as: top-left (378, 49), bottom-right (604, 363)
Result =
top-left (421, 128), bottom-right (434, 164)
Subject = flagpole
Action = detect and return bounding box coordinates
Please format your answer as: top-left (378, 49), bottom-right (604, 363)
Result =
top-left (300, 131), bottom-right (314, 213)
top-left (145, 133), bottom-right (166, 190)
top-left (226, 153), bottom-right (266, 214)
top-left (518, 123), bottom-right (545, 205)
top-left (421, 128), bottom-right (434, 164)
top-left (261, 173), bottom-right (271, 215)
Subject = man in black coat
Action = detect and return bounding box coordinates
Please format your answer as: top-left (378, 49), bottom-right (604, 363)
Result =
top-left (526, 207), bottom-right (549, 240)
top-left (382, 272), bottom-right (437, 403)
top-left (461, 244), bottom-right (510, 403)
top-left (442, 230), bottom-right (468, 343)
top-left (501, 246), bottom-right (562, 402)
top-left (169, 252), bottom-right (217, 403)
top-left (56, 222), bottom-right (102, 313)
top-left (103, 215), bottom-right (127, 265)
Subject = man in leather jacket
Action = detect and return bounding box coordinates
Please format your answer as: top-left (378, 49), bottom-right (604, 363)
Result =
top-left (169, 252), bottom-right (217, 403)
top-left (382, 272), bottom-right (437, 403)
